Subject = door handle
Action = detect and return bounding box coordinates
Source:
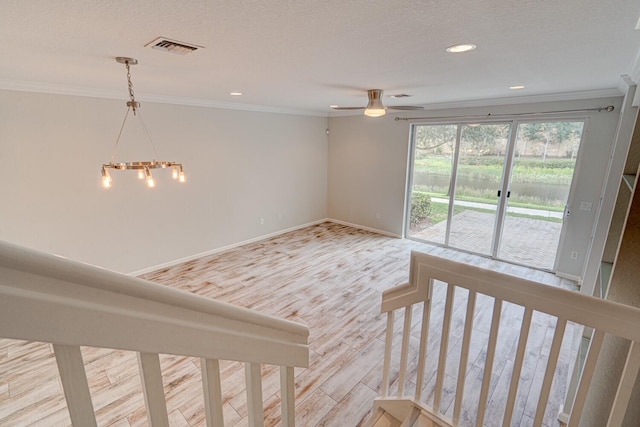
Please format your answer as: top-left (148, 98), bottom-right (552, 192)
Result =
top-left (497, 190), bottom-right (511, 198)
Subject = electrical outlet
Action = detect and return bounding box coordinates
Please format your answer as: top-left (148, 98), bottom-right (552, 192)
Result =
top-left (260, 218), bottom-right (264, 225)
top-left (570, 251), bottom-right (579, 259)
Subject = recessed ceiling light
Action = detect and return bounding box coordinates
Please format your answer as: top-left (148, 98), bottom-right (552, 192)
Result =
top-left (509, 85), bottom-right (525, 90)
top-left (329, 104), bottom-right (339, 108)
top-left (230, 92), bottom-right (242, 96)
top-left (446, 43), bottom-right (477, 53)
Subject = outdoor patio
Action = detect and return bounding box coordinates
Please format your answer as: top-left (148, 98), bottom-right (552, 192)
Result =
top-left (411, 210), bottom-right (563, 270)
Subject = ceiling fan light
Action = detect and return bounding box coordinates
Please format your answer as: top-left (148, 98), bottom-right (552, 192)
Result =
top-left (364, 89), bottom-right (386, 117)
top-left (364, 108), bottom-right (386, 117)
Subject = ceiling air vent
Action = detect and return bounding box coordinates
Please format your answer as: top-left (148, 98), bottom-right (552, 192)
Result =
top-left (145, 37), bottom-right (203, 55)
top-left (389, 93), bottom-right (413, 99)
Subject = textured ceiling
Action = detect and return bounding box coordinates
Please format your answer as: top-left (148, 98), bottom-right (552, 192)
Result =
top-left (1, 0), bottom-right (639, 115)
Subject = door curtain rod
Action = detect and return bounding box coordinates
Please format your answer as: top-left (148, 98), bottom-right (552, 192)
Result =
top-left (394, 105), bottom-right (615, 122)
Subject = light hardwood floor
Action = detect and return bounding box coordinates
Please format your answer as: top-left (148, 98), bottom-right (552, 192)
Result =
top-left (0, 222), bottom-right (578, 426)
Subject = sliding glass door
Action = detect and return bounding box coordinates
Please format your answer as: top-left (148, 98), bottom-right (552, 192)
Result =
top-left (406, 119), bottom-right (585, 271)
top-left (448, 123), bottom-right (511, 255)
top-left (496, 121), bottom-right (585, 269)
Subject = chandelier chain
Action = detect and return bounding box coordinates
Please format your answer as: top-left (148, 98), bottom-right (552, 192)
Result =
top-left (125, 61), bottom-right (137, 113)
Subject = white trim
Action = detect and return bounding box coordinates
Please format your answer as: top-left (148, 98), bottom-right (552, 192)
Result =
top-left (129, 219), bottom-right (328, 276)
top-left (556, 272), bottom-right (582, 284)
top-left (0, 79), bottom-right (325, 117)
top-left (1, 78), bottom-right (622, 118)
top-left (412, 89), bottom-right (623, 112)
top-left (326, 219), bottom-right (403, 238)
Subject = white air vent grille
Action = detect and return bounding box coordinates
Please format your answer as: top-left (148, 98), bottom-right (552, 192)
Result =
top-left (145, 37), bottom-right (203, 55)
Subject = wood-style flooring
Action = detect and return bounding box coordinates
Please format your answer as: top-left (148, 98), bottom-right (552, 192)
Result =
top-left (0, 222), bottom-right (578, 426)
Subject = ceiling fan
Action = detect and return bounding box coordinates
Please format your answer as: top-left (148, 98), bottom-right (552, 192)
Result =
top-left (331, 89), bottom-right (424, 117)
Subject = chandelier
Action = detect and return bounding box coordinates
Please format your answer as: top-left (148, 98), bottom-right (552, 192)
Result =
top-left (101, 57), bottom-right (185, 189)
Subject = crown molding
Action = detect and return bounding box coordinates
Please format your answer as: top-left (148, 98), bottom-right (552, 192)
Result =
top-left (0, 78), bottom-right (326, 117)
top-left (1, 78), bottom-right (622, 118)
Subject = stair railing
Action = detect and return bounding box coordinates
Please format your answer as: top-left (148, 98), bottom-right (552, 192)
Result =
top-left (0, 240), bottom-right (309, 427)
top-left (378, 250), bottom-right (640, 427)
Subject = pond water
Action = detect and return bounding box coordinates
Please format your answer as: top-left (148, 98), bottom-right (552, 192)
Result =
top-left (413, 172), bottom-right (570, 204)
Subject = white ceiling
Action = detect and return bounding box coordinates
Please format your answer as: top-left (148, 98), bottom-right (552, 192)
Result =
top-left (1, 0), bottom-right (640, 115)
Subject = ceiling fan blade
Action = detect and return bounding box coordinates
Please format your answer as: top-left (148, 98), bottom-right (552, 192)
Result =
top-left (387, 106), bottom-right (424, 110)
top-left (331, 106), bottom-right (366, 110)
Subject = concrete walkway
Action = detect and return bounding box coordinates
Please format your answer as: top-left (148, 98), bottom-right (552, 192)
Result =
top-left (431, 197), bottom-right (564, 219)
top-left (410, 210), bottom-right (562, 270)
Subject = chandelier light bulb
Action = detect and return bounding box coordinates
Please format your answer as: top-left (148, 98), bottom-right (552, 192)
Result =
top-left (138, 170), bottom-right (145, 179)
top-left (102, 176), bottom-right (112, 188)
top-left (172, 167), bottom-right (178, 180)
top-left (101, 167), bottom-right (112, 189)
top-left (144, 167), bottom-right (155, 188)
top-left (179, 171), bottom-right (186, 183)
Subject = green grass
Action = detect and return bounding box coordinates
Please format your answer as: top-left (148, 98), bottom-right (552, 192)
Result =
top-left (413, 155), bottom-right (576, 185)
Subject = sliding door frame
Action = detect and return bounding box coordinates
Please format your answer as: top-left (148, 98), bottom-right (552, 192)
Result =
top-left (405, 113), bottom-right (589, 272)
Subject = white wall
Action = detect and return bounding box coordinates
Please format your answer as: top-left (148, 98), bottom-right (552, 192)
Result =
top-left (0, 90), bottom-right (328, 273)
top-left (328, 97), bottom-right (622, 278)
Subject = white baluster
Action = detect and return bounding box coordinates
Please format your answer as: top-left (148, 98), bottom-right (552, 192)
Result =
top-left (201, 358), bottom-right (224, 427)
top-left (434, 284), bottom-right (455, 412)
top-left (53, 344), bottom-right (97, 427)
top-left (381, 311), bottom-right (394, 397)
top-left (415, 295), bottom-right (433, 401)
top-left (280, 366), bottom-right (295, 427)
top-left (502, 307), bottom-right (533, 426)
top-left (453, 290), bottom-right (477, 424)
top-left (475, 298), bottom-right (502, 427)
top-left (138, 352), bottom-right (169, 427)
top-left (533, 317), bottom-right (567, 426)
top-left (568, 329), bottom-right (605, 427)
top-left (398, 305), bottom-right (413, 396)
top-left (245, 362), bottom-right (264, 427)
top-left (606, 340), bottom-right (640, 427)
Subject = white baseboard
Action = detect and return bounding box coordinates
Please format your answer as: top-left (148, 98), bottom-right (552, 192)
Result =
top-left (129, 218), bottom-right (329, 276)
top-left (326, 218), bottom-right (402, 239)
